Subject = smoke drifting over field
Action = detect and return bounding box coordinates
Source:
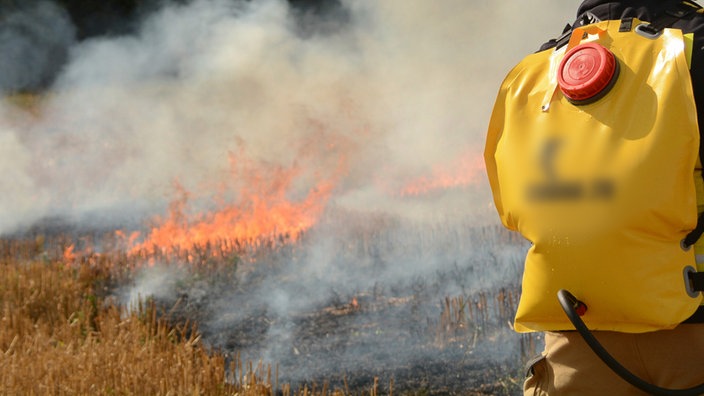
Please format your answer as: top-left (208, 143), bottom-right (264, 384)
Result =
top-left (2, 0), bottom-right (580, 389)
top-left (1, 0), bottom-right (579, 234)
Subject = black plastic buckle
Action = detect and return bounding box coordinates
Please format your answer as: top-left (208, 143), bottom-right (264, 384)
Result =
top-left (688, 271), bottom-right (704, 292)
top-left (619, 17), bottom-right (633, 32)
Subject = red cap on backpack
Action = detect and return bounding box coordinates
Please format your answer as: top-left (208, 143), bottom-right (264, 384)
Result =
top-left (557, 42), bottom-right (619, 104)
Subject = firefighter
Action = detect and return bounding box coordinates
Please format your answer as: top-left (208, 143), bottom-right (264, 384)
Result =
top-left (520, 1), bottom-right (704, 394)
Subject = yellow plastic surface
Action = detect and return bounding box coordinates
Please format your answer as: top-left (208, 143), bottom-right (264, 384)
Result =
top-left (485, 20), bottom-right (703, 333)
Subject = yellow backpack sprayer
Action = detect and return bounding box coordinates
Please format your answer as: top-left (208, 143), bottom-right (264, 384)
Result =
top-left (485, 2), bottom-right (704, 394)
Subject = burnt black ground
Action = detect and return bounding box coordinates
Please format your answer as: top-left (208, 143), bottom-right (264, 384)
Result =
top-left (150, 263), bottom-right (531, 396)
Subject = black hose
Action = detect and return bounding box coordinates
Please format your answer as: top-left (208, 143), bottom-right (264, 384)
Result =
top-left (557, 289), bottom-right (704, 396)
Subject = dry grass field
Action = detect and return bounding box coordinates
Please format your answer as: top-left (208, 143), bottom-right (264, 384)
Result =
top-left (0, 238), bottom-right (444, 396)
top-left (0, 238), bottom-right (262, 396)
top-left (0, 224), bottom-right (531, 396)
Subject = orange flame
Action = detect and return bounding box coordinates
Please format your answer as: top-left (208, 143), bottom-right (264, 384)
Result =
top-left (129, 149), bottom-right (339, 256)
top-left (399, 150), bottom-right (485, 196)
top-left (63, 244), bottom-right (76, 263)
top-left (62, 239), bottom-right (102, 266)
top-left (115, 230), bottom-right (141, 247)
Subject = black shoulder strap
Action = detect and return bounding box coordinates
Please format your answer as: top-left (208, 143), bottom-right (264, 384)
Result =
top-left (553, 1), bottom-right (701, 50)
top-left (637, 0), bottom-right (701, 36)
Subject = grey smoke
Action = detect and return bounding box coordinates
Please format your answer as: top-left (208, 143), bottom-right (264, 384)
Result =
top-left (0, 0), bottom-right (580, 235)
top-left (0, 1), bottom-right (76, 93)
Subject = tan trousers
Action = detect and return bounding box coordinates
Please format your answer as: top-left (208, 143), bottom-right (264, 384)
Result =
top-left (524, 324), bottom-right (704, 396)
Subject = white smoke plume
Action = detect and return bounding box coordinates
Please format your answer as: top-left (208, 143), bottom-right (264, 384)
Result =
top-left (0, 0), bottom-right (580, 235)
